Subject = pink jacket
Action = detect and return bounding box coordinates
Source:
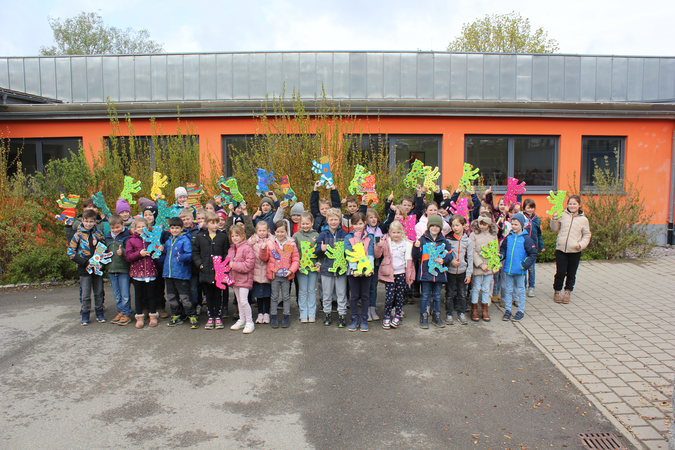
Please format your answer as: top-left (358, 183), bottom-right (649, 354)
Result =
top-left (262, 238), bottom-right (300, 281)
top-left (227, 241), bottom-right (255, 290)
top-left (374, 235), bottom-right (415, 286)
top-left (247, 235), bottom-right (275, 284)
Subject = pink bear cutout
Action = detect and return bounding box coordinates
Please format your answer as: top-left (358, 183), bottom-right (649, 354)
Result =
top-left (503, 177), bottom-right (526, 206)
top-left (398, 214), bottom-right (417, 242)
top-left (212, 255), bottom-right (234, 289)
top-left (450, 198), bottom-right (469, 221)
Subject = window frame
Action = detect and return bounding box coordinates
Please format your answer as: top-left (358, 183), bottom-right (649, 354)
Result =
top-left (388, 135), bottom-right (442, 170)
top-left (580, 136), bottom-right (625, 190)
top-left (464, 134), bottom-right (558, 194)
top-left (222, 135), bottom-right (256, 177)
top-left (7, 137), bottom-right (81, 174)
top-left (104, 135), bottom-right (198, 171)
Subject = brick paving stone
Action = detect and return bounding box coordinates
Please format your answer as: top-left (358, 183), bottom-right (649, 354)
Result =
top-left (585, 383), bottom-right (612, 394)
top-left (605, 403), bottom-right (636, 415)
top-left (630, 426), bottom-right (666, 440)
top-left (605, 378), bottom-right (630, 388)
top-left (618, 373), bottom-right (646, 382)
top-left (634, 407), bottom-right (666, 420)
top-left (612, 386), bottom-right (640, 397)
top-left (642, 439), bottom-right (669, 450)
top-left (618, 414), bottom-right (649, 427)
top-left (647, 419), bottom-right (670, 433)
top-left (594, 392), bottom-right (623, 403)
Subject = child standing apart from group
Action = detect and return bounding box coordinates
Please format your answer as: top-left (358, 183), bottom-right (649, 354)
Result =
top-left (294, 212), bottom-right (320, 323)
top-left (227, 225), bottom-right (256, 334)
top-left (499, 213), bottom-right (537, 322)
top-left (344, 213), bottom-right (375, 332)
top-left (375, 221), bottom-right (415, 329)
top-left (469, 215), bottom-right (497, 321)
top-left (264, 222), bottom-right (300, 328)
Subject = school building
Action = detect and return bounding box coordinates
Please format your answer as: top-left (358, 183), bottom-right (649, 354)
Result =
top-left (1, 51), bottom-right (674, 244)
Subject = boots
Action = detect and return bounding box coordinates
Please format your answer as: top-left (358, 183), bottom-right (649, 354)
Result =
top-left (135, 314), bottom-right (145, 329)
top-left (491, 295), bottom-right (500, 304)
top-left (148, 312), bottom-right (159, 327)
top-left (368, 306), bottom-right (379, 321)
top-left (471, 303), bottom-right (480, 321)
top-left (431, 312), bottom-right (445, 328)
top-left (405, 291), bottom-right (415, 305)
top-left (554, 291), bottom-right (563, 303)
top-left (562, 290), bottom-right (571, 304)
top-left (420, 313), bottom-right (429, 329)
top-left (481, 303), bottom-right (491, 321)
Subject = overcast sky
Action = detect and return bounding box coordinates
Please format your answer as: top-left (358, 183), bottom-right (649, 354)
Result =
top-left (2, 0), bottom-right (674, 57)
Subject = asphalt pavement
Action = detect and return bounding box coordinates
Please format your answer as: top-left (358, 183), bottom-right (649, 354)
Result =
top-left (0, 283), bottom-right (629, 450)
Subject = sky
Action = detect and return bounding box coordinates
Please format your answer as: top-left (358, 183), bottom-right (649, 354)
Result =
top-left (1, 0), bottom-right (674, 57)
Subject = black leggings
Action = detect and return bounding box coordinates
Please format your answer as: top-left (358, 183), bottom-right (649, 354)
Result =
top-left (202, 283), bottom-right (223, 318)
top-left (554, 250), bottom-right (582, 291)
top-left (257, 297), bottom-right (271, 315)
top-left (132, 279), bottom-right (156, 314)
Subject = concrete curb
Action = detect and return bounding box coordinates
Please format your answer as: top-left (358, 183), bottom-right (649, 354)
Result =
top-left (0, 280), bottom-right (78, 289)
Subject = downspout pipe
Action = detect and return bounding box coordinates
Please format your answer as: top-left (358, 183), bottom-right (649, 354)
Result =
top-left (669, 125), bottom-right (675, 245)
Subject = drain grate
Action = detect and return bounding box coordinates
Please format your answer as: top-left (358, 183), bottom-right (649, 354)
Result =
top-left (578, 433), bottom-right (628, 450)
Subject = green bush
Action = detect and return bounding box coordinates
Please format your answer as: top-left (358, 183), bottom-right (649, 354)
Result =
top-left (5, 242), bottom-right (77, 284)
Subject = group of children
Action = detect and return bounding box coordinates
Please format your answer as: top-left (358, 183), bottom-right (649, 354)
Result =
top-left (68, 174), bottom-right (590, 332)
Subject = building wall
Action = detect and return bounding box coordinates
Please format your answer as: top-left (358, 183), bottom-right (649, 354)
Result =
top-left (3, 115), bottom-right (673, 241)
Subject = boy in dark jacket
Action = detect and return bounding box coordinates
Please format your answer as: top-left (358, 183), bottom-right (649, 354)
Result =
top-left (412, 214), bottom-right (455, 329)
top-left (310, 181), bottom-right (342, 232)
top-left (105, 215), bottom-right (132, 326)
top-left (163, 217), bottom-right (195, 327)
top-left (67, 209), bottom-right (107, 325)
top-left (499, 213), bottom-right (538, 322)
top-left (522, 199), bottom-right (546, 297)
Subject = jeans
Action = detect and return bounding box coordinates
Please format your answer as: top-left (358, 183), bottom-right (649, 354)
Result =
top-left (493, 269), bottom-right (502, 296)
top-left (420, 281), bottom-right (443, 314)
top-left (446, 272), bottom-right (467, 313)
top-left (348, 275), bottom-right (372, 317)
top-left (166, 278), bottom-right (194, 316)
top-left (321, 275), bottom-right (347, 315)
top-left (271, 276), bottom-right (291, 316)
top-left (369, 265), bottom-right (379, 307)
top-left (503, 274), bottom-right (526, 314)
top-left (296, 272), bottom-right (318, 320)
top-left (554, 251), bottom-right (582, 292)
top-left (109, 273), bottom-right (131, 316)
top-left (526, 261), bottom-right (536, 289)
top-left (80, 275), bottom-right (104, 314)
top-left (471, 274), bottom-right (492, 305)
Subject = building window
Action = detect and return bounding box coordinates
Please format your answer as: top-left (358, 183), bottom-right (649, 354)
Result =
top-left (222, 136), bottom-right (256, 177)
top-left (7, 138), bottom-right (80, 176)
top-left (581, 137), bottom-right (624, 188)
top-left (391, 136), bottom-right (441, 172)
top-left (104, 135), bottom-right (198, 173)
top-left (465, 136), bottom-right (557, 192)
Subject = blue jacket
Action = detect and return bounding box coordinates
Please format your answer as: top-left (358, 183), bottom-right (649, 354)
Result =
top-left (411, 231), bottom-right (455, 283)
top-left (315, 226), bottom-right (348, 276)
top-left (344, 230), bottom-right (375, 275)
top-left (499, 230), bottom-right (538, 276)
top-left (162, 233), bottom-right (193, 280)
top-left (524, 213), bottom-right (545, 250)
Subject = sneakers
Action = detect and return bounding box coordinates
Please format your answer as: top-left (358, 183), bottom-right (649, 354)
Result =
top-left (323, 314), bottom-right (332, 326)
top-left (215, 318), bottom-right (224, 329)
top-left (338, 315), bottom-right (347, 328)
top-left (243, 321), bottom-right (255, 334)
top-left (348, 315), bottom-right (359, 331)
top-left (167, 315), bottom-right (183, 327)
top-left (420, 313), bottom-right (429, 329)
top-left (230, 319), bottom-right (245, 330)
top-left (255, 314), bottom-right (264, 324)
top-left (95, 309), bottom-right (106, 323)
top-left (527, 287), bottom-right (535, 297)
top-left (390, 316), bottom-right (401, 328)
top-left (300, 318), bottom-right (309, 323)
top-left (205, 318), bottom-right (215, 329)
top-left (432, 312), bottom-right (445, 328)
top-left (270, 315), bottom-right (279, 328)
top-left (282, 315), bottom-right (290, 328)
top-left (445, 313), bottom-right (454, 326)
top-left (360, 315), bottom-right (369, 332)
top-left (562, 290), bottom-right (571, 304)
top-left (491, 295), bottom-right (500, 303)
top-left (263, 313), bottom-right (270, 323)
top-left (502, 310), bottom-right (512, 321)
top-left (81, 312), bottom-right (90, 326)
top-left (512, 311), bottom-right (524, 322)
top-left (382, 316), bottom-right (391, 329)
top-left (117, 314), bottom-right (131, 326)
top-left (189, 316), bottom-right (199, 329)
top-left (308, 317), bottom-right (316, 323)
top-left (111, 313), bottom-right (122, 324)
top-left (457, 312), bottom-right (468, 325)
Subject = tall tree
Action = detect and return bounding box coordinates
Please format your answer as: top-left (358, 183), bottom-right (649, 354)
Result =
top-left (447, 12), bottom-right (559, 54)
top-left (39, 11), bottom-right (164, 56)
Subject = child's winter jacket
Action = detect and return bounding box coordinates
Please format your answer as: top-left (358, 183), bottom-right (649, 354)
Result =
top-left (67, 224), bottom-right (106, 277)
top-left (248, 235), bottom-right (275, 284)
top-left (375, 236), bottom-right (415, 286)
top-left (225, 213), bottom-right (255, 238)
top-left (227, 241), bottom-right (256, 289)
top-left (469, 221), bottom-right (498, 276)
top-left (447, 232), bottom-right (474, 277)
top-left (192, 229), bottom-right (229, 284)
top-left (315, 226), bottom-right (349, 277)
top-left (162, 233), bottom-right (193, 280)
top-left (341, 205), bottom-right (367, 234)
top-left (550, 209), bottom-right (591, 254)
top-left (499, 230), bottom-right (538, 276)
top-left (263, 238), bottom-right (300, 280)
top-left (344, 230), bottom-right (375, 276)
top-left (524, 212), bottom-right (545, 251)
top-left (125, 233), bottom-right (158, 278)
top-left (449, 191), bottom-right (482, 222)
top-left (104, 228), bottom-right (131, 274)
top-left (310, 188), bottom-right (341, 232)
top-left (411, 231), bottom-right (455, 283)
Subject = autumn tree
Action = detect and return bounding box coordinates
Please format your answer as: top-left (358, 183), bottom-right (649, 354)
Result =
top-left (447, 12), bottom-right (559, 53)
top-left (39, 11), bottom-right (164, 56)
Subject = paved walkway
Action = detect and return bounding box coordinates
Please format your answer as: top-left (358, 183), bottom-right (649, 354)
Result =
top-left (508, 258), bottom-right (675, 450)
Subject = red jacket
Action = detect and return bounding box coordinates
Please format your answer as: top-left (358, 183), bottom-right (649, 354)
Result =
top-left (125, 233), bottom-right (157, 278)
top-left (226, 241), bottom-right (255, 289)
top-left (374, 235), bottom-right (415, 286)
top-left (262, 238), bottom-right (300, 281)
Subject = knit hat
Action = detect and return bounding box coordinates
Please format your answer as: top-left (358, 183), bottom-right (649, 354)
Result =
top-left (290, 202), bottom-right (305, 216)
top-left (175, 186), bottom-right (188, 200)
top-left (116, 198), bottom-right (131, 214)
top-left (260, 196), bottom-right (275, 210)
top-left (143, 204), bottom-right (158, 221)
top-left (138, 197), bottom-right (156, 212)
top-left (442, 190), bottom-right (450, 197)
top-left (216, 210), bottom-right (227, 221)
top-left (427, 214), bottom-right (444, 230)
top-left (439, 199), bottom-right (452, 214)
top-left (511, 213), bottom-right (529, 230)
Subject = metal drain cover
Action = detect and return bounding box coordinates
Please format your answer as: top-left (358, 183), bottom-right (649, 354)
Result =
top-left (578, 433), bottom-right (628, 450)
